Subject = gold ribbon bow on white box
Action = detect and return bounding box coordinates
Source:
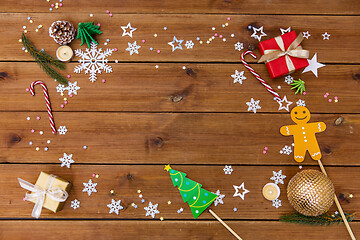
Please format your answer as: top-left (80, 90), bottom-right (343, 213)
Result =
top-left (18, 174), bottom-right (68, 219)
top-left (258, 33), bottom-right (309, 72)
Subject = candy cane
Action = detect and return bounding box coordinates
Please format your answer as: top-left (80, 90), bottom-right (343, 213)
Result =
top-left (241, 51), bottom-right (281, 101)
top-left (30, 81), bottom-right (56, 134)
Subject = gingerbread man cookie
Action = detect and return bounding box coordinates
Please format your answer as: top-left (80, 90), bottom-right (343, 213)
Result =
top-left (280, 106), bottom-right (326, 162)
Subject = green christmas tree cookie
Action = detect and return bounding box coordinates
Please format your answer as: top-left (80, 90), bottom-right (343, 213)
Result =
top-left (76, 22), bottom-right (102, 48)
top-left (164, 165), bottom-right (217, 219)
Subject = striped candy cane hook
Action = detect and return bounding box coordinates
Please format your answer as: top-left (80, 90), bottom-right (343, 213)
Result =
top-left (30, 81), bottom-right (56, 134)
top-left (241, 51), bottom-right (281, 101)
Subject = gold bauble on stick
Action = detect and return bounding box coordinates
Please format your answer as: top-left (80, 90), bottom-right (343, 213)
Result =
top-left (287, 169), bottom-right (335, 216)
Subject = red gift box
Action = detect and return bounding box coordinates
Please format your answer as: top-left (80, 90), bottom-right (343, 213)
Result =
top-left (258, 31), bottom-right (309, 79)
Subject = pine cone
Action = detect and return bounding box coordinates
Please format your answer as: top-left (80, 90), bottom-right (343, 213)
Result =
top-left (49, 20), bottom-right (76, 45)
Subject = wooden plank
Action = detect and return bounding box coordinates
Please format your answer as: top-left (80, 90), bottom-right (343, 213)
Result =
top-left (1, 63), bottom-right (359, 113)
top-left (2, 14), bottom-right (360, 63)
top-left (0, 220), bottom-right (358, 240)
top-left (1, 165), bottom-right (358, 219)
top-left (1, 0), bottom-right (359, 15)
top-left (1, 112), bottom-right (358, 165)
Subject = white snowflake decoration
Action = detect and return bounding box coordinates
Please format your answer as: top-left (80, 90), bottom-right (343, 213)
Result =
top-left (232, 70), bottom-right (246, 84)
top-left (57, 126), bottom-right (67, 135)
top-left (71, 199), bottom-right (80, 210)
top-left (270, 170), bottom-right (286, 185)
top-left (213, 190), bottom-right (225, 206)
top-left (296, 99), bottom-right (306, 106)
top-left (280, 145), bottom-right (292, 155)
top-left (272, 199), bottom-right (282, 208)
top-left (234, 42), bottom-right (243, 51)
top-left (144, 202), bottom-right (160, 218)
top-left (66, 81), bottom-right (80, 95)
top-left (223, 165), bottom-right (233, 175)
top-left (82, 179), bottom-right (97, 196)
top-left (284, 75), bottom-right (294, 84)
top-left (59, 153), bottom-right (74, 168)
top-left (246, 98), bottom-right (261, 113)
top-left (185, 40), bottom-right (194, 49)
top-left (56, 84), bottom-right (66, 93)
top-left (74, 42), bottom-right (113, 83)
top-left (107, 199), bottom-right (124, 215)
top-left (126, 41), bottom-right (141, 55)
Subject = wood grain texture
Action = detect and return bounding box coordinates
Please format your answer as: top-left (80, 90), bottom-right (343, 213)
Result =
top-left (1, 0), bottom-right (359, 15)
top-left (1, 165), bottom-right (358, 219)
top-left (1, 14), bottom-right (360, 63)
top-left (1, 112), bottom-right (358, 165)
top-left (1, 63), bottom-right (359, 113)
top-left (0, 220), bottom-right (359, 240)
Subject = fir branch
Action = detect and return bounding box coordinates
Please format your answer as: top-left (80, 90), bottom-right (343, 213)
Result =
top-left (21, 33), bottom-right (68, 85)
top-left (280, 212), bottom-right (355, 226)
top-left (76, 22), bottom-right (102, 49)
top-left (290, 79), bottom-right (306, 94)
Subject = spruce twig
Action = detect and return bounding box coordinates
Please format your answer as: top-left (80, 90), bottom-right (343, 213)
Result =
top-left (290, 79), bottom-right (305, 94)
top-left (21, 33), bottom-right (68, 85)
top-left (76, 22), bottom-right (102, 49)
top-left (280, 212), bottom-right (355, 226)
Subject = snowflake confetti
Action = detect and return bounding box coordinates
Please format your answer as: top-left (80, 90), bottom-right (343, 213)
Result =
top-left (74, 42), bottom-right (113, 83)
top-left (144, 202), bottom-right (160, 218)
top-left (66, 81), bottom-right (80, 95)
top-left (57, 126), bottom-right (67, 135)
top-left (234, 42), bottom-right (243, 51)
top-left (270, 170), bottom-right (286, 185)
top-left (56, 84), bottom-right (66, 93)
top-left (233, 183), bottom-right (250, 200)
top-left (231, 70), bottom-right (246, 84)
top-left (246, 98), bottom-right (261, 113)
top-left (82, 179), bottom-right (97, 196)
top-left (296, 99), bottom-right (306, 106)
top-left (272, 199), bottom-right (282, 208)
top-left (251, 26), bottom-right (267, 41)
top-left (126, 41), bottom-right (141, 55)
top-left (107, 199), bottom-right (124, 215)
top-left (213, 190), bottom-right (225, 206)
top-left (185, 40), bottom-right (194, 49)
top-left (284, 75), bottom-right (294, 84)
top-left (71, 199), bottom-right (80, 210)
top-left (280, 145), bottom-right (292, 155)
top-left (59, 153), bottom-right (74, 168)
top-left (223, 165), bottom-right (233, 175)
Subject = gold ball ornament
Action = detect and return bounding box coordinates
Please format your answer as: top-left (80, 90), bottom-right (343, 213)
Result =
top-left (287, 169), bottom-right (335, 216)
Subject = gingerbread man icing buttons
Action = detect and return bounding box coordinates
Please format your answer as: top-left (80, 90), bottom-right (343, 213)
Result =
top-left (280, 106), bottom-right (326, 162)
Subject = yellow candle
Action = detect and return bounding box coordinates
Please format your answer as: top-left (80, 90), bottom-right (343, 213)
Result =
top-left (56, 45), bottom-right (73, 62)
top-left (262, 183), bottom-right (280, 201)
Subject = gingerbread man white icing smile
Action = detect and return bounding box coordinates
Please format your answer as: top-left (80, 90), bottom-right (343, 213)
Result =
top-left (280, 106), bottom-right (326, 162)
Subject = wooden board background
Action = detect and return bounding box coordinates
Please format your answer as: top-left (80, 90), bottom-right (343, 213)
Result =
top-left (0, 1), bottom-right (359, 239)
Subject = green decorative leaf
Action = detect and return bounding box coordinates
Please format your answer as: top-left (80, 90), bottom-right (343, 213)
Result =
top-left (76, 22), bottom-right (102, 48)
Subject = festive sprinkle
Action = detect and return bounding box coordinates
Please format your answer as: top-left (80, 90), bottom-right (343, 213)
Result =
top-left (157, 50), bottom-right (160, 53)
top-left (31, 129), bottom-right (35, 133)
top-left (164, 27), bottom-right (167, 30)
top-left (29, 141), bottom-right (33, 145)
top-left (47, 140), bottom-right (51, 144)
top-left (154, 34), bottom-right (157, 37)
top-left (95, 174), bottom-right (99, 178)
top-left (44, 147), bottom-right (48, 151)
top-left (160, 217), bottom-right (164, 221)
top-left (227, 17), bottom-right (231, 21)
top-left (155, 65), bottom-right (159, 69)
top-left (141, 199), bottom-right (145, 203)
top-left (142, 40), bottom-right (146, 43)
top-left (167, 201), bottom-right (171, 205)
top-left (89, 14), bottom-right (93, 17)
top-left (102, 79), bottom-right (106, 83)
top-left (64, 101), bottom-right (68, 104)
top-left (329, 99), bottom-right (332, 102)
top-left (233, 208), bottom-right (237, 212)
top-left (36, 116), bottom-right (40, 120)
top-left (114, 48), bottom-right (118, 52)
top-left (60, 104), bottom-right (64, 108)
top-left (139, 194), bottom-right (143, 198)
top-left (26, 117), bottom-right (30, 120)
top-left (83, 146), bottom-right (87, 149)
top-left (110, 190), bottom-right (115, 194)
top-left (137, 190), bottom-right (141, 193)
top-left (36, 147), bottom-right (40, 151)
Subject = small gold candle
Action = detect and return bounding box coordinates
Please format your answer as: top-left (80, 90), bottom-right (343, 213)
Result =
top-left (262, 183), bottom-right (280, 201)
top-left (56, 45), bottom-right (73, 62)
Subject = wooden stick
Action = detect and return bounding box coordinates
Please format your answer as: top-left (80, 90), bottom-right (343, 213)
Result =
top-left (318, 160), bottom-right (356, 240)
top-left (209, 209), bottom-right (243, 240)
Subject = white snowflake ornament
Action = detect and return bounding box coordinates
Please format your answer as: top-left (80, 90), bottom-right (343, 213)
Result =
top-left (272, 199), bottom-right (282, 208)
top-left (270, 170), bottom-right (286, 185)
top-left (82, 179), bottom-right (97, 196)
top-left (59, 153), bottom-right (74, 168)
top-left (71, 199), bottom-right (80, 210)
top-left (296, 99), bottom-right (306, 106)
top-left (74, 42), bottom-right (113, 83)
top-left (234, 42), bottom-right (243, 51)
top-left (246, 98), bottom-right (261, 113)
top-left (231, 70), bottom-right (246, 84)
top-left (66, 81), bottom-right (80, 95)
top-left (144, 202), bottom-right (160, 218)
top-left (213, 190), bottom-right (225, 206)
top-left (126, 41), bottom-right (141, 55)
top-left (280, 145), bottom-right (292, 155)
top-left (223, 165), bottom-right (233, 175)
top-left (284, 75), bottom-right (294, 84)
top-left (107, 199), bottom-right (124, 215)
top-left (57, 126), bottom-right (67, 135)
top-left (185, 40), bottom-right (194, 49)
top-left (56, 84), bottom-right (66, 93)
